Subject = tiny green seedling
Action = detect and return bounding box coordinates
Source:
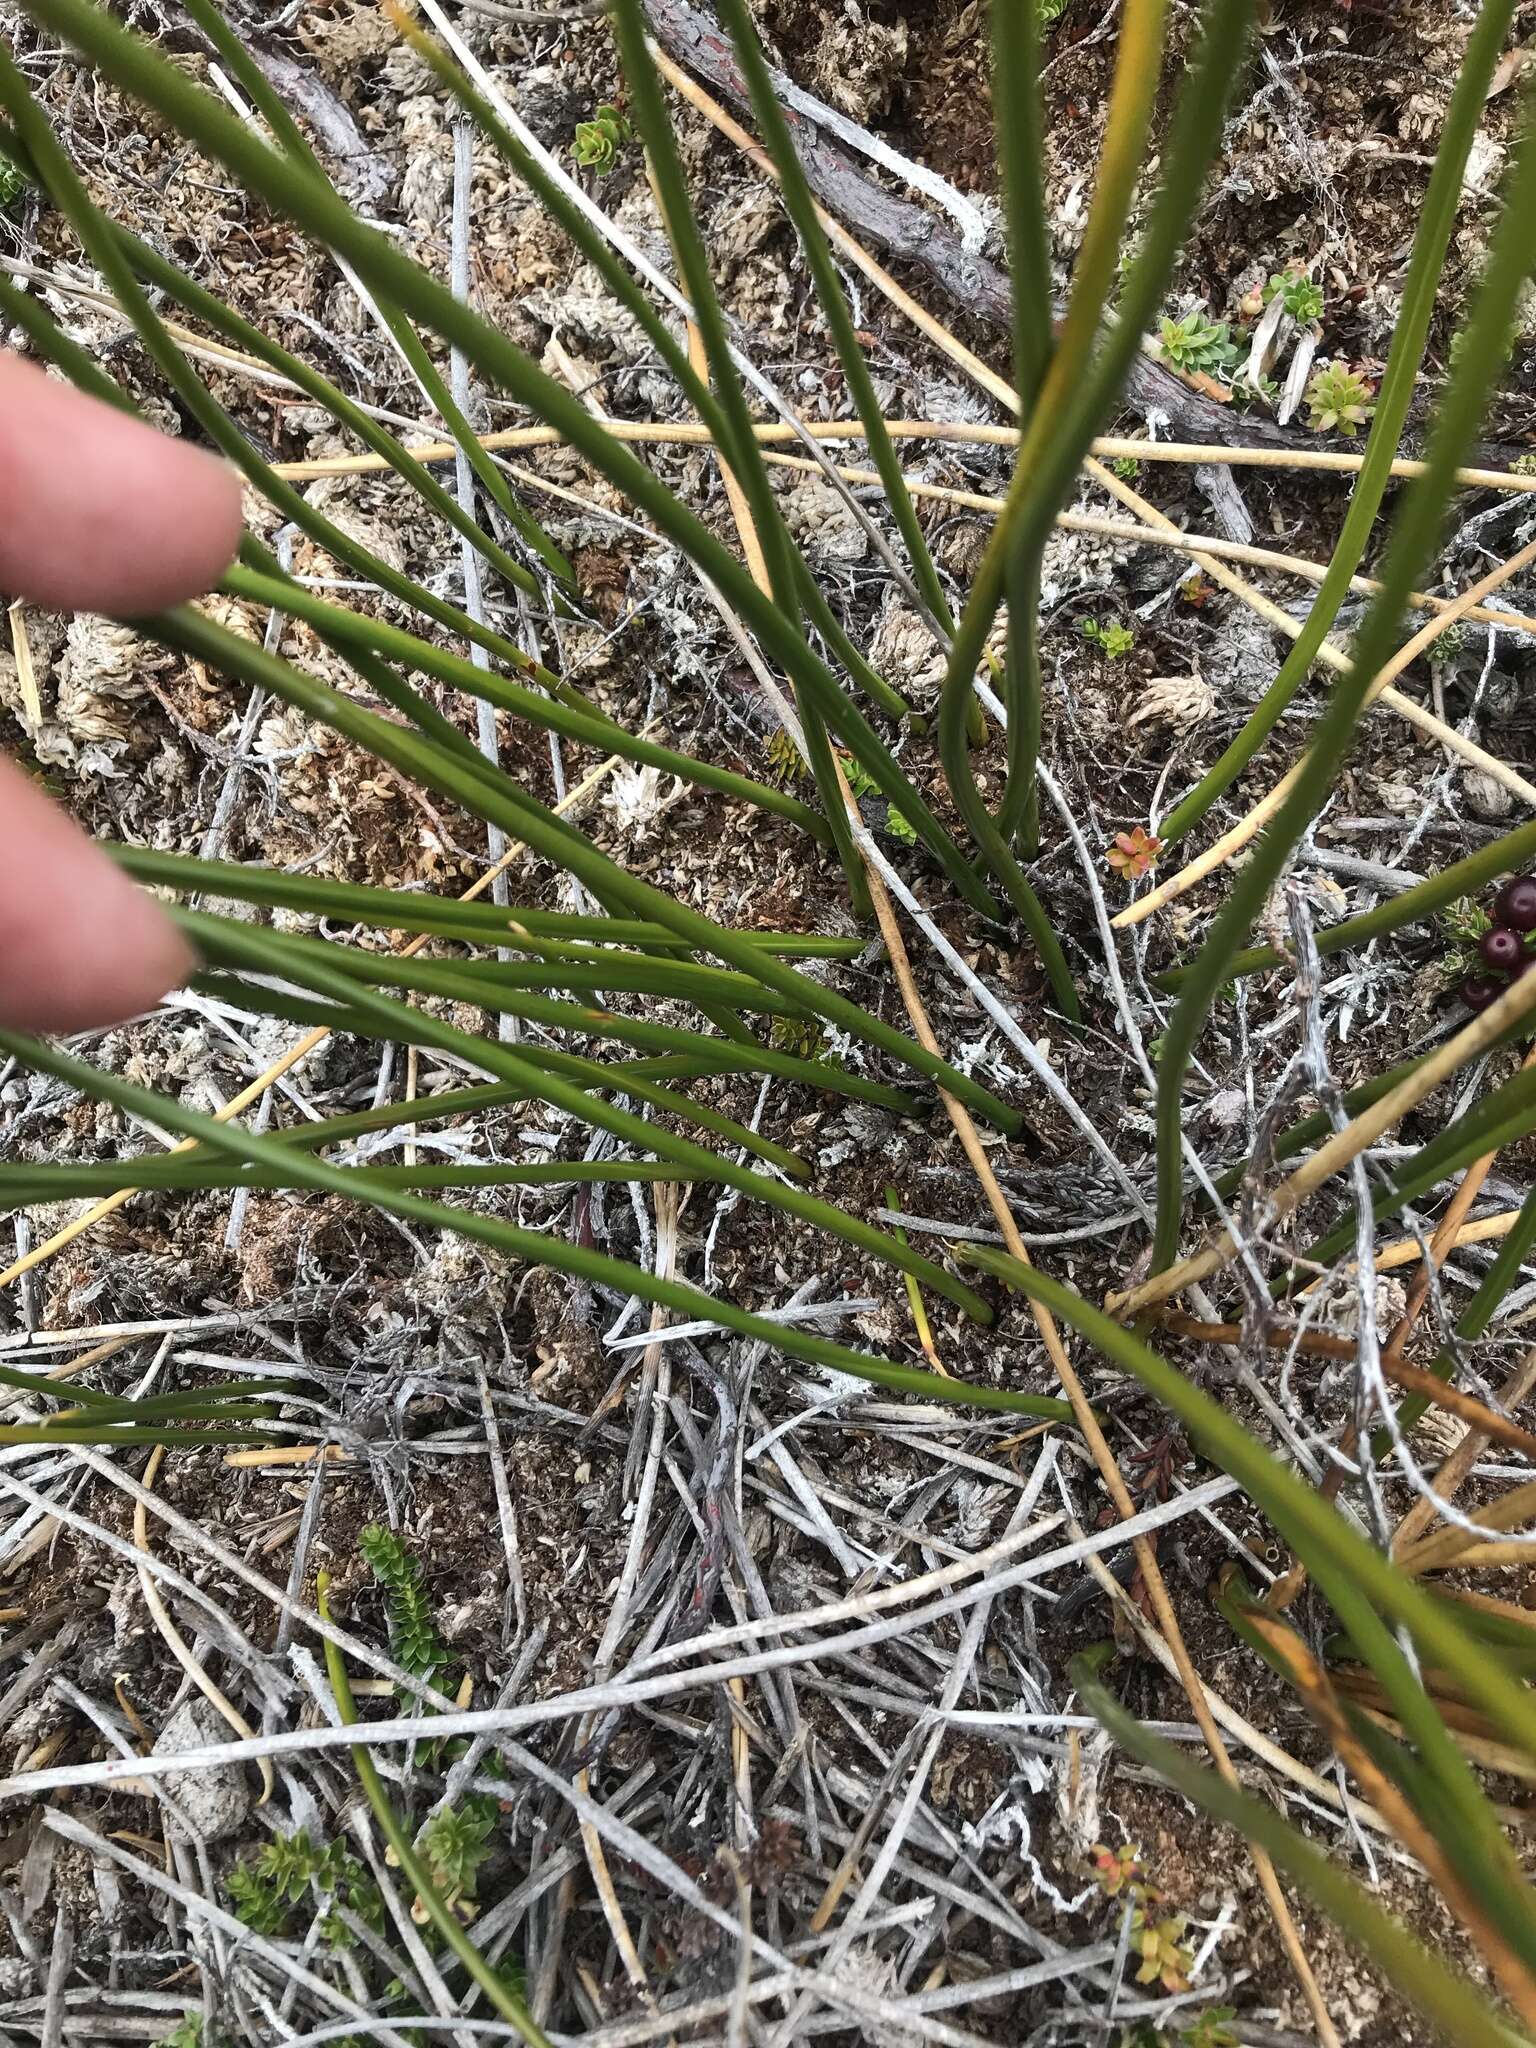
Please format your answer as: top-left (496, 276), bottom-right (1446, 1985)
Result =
top-left (227, 1829), bottom-right (385, 1943)
top-left (1081, 618), bottom-right (1135, 659)
top-left (1155, 310), bottom-right (1241, 377)
top-left (1180, 2010), bottom-right (1241, 2048)
top-left (842, 754), bottom-right (918, 843)
top-left (1109, 454), bottom-right (1142, 480)
top-left (1304, 361), bottom-right (1376, 436)
top-left (151, 2019), bottom-right (206, 2048)
top-left (768, 1011), bottom-right (826, 1061)
top-left (571, 103), bottom-right (633, 176)
top-left (1090, 1839), bottom-right (1195, 1999)
top-left (0, 154), bottom-right (24, 211)
top-left (419, 1795), bottom-right (500, 1920)
top-left (1132, 1906), bottom-right (1194, 1993)
top-left (1429, 620), bottom-right (1467, 666)
top-left (360, 1522), bottom-right (450, 1690)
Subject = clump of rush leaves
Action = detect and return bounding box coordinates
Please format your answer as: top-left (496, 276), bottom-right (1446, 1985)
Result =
top-left (3, 0), bottom-right (1536, 2035)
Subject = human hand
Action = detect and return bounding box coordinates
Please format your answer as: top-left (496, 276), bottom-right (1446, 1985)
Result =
top-left (0, 352), bottom-right (242, 1032)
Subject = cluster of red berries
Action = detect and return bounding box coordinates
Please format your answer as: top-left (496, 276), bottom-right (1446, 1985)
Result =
top-left (1462, 875), bottom-right (1536, 1011)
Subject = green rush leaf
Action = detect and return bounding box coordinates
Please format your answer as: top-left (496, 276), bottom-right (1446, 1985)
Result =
top-left (1287, 1064), bottom-right (1536, 1285)
top-left (149, 602), bottom-right (1021, 1132)
top-left (0, 1027), bottom-right (1080, 1422)
top-left (174, 906), bottom-right (987, 1313)
top-left (183, 918), bottom-right (920, 1117)
top-left (176, 0), bottom-right (572, 589)
top-left (699, 0), bottom-right (958, 640)
top-left (0, 1159), bottom-right (695, 1201)
top-left (109, 849), bottom-right (861, 959)
top-left (941, 0), bottom-right (1255, 984)
top-left (1370, 1181), bottom-right (1536, 1453)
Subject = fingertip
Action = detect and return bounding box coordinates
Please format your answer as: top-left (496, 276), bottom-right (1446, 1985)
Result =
top-left (115, 438), bottom-right (245, 619)
top-left (0, 757), bottom-right (195, 1033)
top-left (0, 354), bottom-right (243, 615)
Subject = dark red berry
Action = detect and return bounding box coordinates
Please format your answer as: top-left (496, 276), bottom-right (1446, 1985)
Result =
top-left (1481, 925), bottom-right (1525, 973)
top-left (1493, 875), bottom-right (1536, 932)
top-left (1461, 974), bottom-right (1504, 1013)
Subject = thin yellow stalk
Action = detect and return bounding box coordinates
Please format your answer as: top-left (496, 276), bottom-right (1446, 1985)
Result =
top-left (133, 1445), bottom-right (274, 1802)
top-left (267, 407), bottom-right (1536, 498)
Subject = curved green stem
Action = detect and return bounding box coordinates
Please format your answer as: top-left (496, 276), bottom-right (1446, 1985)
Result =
top-left (190, 915), bottom-right (920, 1116)
top-left (995, 551), bottom-right (1044, 855)
top-left (965, 1248), bottom-right (1536, 1764)
top-left (1075, 1663), bottom-right (1525, 2046)
top-left (942, 0), bottom-right (1174, 869)
top-left (703, 0), bottom-right (958, 641)
top-left (0, 1158), bottom-right (694, 1199)
top-left (1371, 1180), bottom-right (1536, 1452)
top-left (107, 847), bottom-right (859, 956)
top-left (991, 0), bottom-right (1053, 420)
top-left (0, 1028), bottom-right (1088, 1416)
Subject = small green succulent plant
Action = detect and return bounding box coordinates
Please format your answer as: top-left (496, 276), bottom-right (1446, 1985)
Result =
top-left (1304, 361), bottom-right (1376, 436)
top-left (1082, 617), bottom-right (1135, 659)
top-left (1264, 267), bottom-right (1325, 325)
top-left (1156, 309), bottom-right (1241, 376)
top-left (571, 103), bottom-right (633, 175)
